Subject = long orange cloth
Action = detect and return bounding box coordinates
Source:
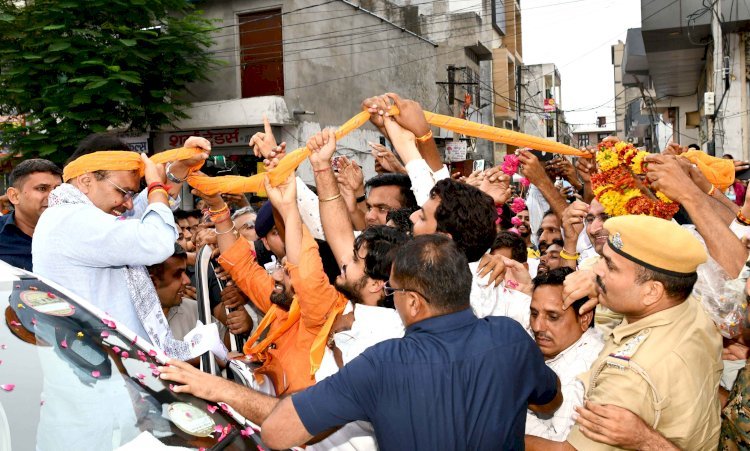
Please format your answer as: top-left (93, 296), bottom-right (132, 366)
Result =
top-left (186, 109), bottom-right (591, 195)
top-left (62, 147), bottom-right (205, 182)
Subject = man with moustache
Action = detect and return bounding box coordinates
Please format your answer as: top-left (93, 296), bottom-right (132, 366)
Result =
top-left (515, 207), bottom-right (534, 252)
top-left (526, 268), bottom-right (604, 442)
top-left (526, 215), bottom-right (723, 450)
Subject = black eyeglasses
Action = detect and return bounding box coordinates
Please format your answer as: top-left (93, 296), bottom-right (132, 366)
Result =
top-left (383, 281), bottom-right (429, 303)
top-left (105, 178), bottom-right (137, 202)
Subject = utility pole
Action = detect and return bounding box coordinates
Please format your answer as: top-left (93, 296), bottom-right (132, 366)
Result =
top-left (711, 0), bottom-right (724, 156)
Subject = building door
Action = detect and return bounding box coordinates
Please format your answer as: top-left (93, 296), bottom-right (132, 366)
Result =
top-left (239, 10), bottom-right (284, 98)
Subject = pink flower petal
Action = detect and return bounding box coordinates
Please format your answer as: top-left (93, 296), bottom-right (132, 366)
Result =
top-left (131, 336), bottom-right (138, 345)
top-left (213, 425), bottom-right (223, 434)
top-left (100, 331), bottom-right (109, 338)
top-left (148, 350), bottom-right (157, 357)
top-left (0, 360), bottom-right (3, 365)
top-left (520, 177), bottom-right (530, 188)
top-left (46, 292), bottom-right (56, 299)
top-left (240, 427), bottom-right (254, 437)
top-left (112, 346), bottom-right (121, 354)
top-left (207, 405), bottom-right (218, 414)
top-left (31, 318), bottom-right (37, 326)
top-left (136, 373), bottom-right (146, 380)
top-left (511, 217), bottom-right (523, 227)
top-left (510, 197), bottom-right (527, 214)
top-left (151, 369), bottom-right (161, 377)
top-left (91, 370), bottom-right (100, 378)
top-left (121, 351), bottom-right (129, 359)
top-left (185, 411), bottom-right (192, 418)
top-left (0, 384), bottom-right (14, 392)
top-left (149, 363), bottom-right (157, 369)
top-left (60, 339), bottom-right (68, 349)
top-left (9, 321), bottom-right (20, 327)
top-left (219, 403), bottom-right (229, 412)
top-left (169, 384), bottom-right (176, 391)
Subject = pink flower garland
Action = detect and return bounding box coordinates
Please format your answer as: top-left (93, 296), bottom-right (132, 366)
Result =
top-left (501, 154), bottom-right (520, 175)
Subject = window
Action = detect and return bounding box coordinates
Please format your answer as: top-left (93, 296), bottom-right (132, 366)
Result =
top-left (239, 10), bottom-right (284, 98)
top-left (597, 133), bottom-right (609, 142)
top-left (597, 116), bottom-right (606, 127)
top-left (578, 134), bottom-right (590, 147)
top-left (546, 119), bottom-right (554, 138)
top-left (492, 0), bottom-right (506, 35)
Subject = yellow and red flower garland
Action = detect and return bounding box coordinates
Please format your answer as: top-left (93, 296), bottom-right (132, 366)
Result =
top-left (591, 141), bottom-right (680, 219)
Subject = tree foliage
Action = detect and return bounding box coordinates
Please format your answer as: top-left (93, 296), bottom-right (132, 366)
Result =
top-left (0, 0), bottom-right (217, 162)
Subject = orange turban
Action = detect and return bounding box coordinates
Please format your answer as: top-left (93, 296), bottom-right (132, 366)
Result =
top-left (63, 147), bottom-right (206, 182)
top-left (681, 150), bottom-right (736, 191)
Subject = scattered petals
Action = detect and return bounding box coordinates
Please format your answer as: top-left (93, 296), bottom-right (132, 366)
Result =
top-left (219, 402), bottom-right (229, 412)
top-left (112, 346), bottom-right (121, 354)
top-left (46, 292), bottom-right (56, 299)
top-left (121, 351), bottom-right (129, 359)
top-left (9, 320), bottom-right (20, 327)
top-left (60, 339), bottom-right (68, 349)
top-left (136, 373), bottom-right (146, 380)
top-left (151, 369), bottom-right (161, 377)
top-left (207, 405), bottom-right (218, 414)
top-left (131, 336), bottom-right (138, 345)
top-left (0, 384), bottom-right (14, 392)
top-left (169, 384), bottom-right (176, 392)
top-left (511, 216), bottom-right (523, 227)
top-left (100, 331), bottom-right (109, 338)
top-left (149, 363), bottom-right (157, 369)
top-left (91, 370), bottom-right (100, 378)
top-left (148, 350), bottom-right (157, 357)
top-left (185, 411), bottom-right (192, 418)
top-left (506, 279), bottom-right (519, 290)
top-left (31, 318), bottom-right (37, 326)
top-left (137, 350), bottom-right (147, 362)
top-left (520, 177), bottom-right (531, 188)
top-left (240, 427), bottom-right (254, 437)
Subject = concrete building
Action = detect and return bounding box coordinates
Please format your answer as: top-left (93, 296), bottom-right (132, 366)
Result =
top-left (611, 38), bottom-right (650, 146)
top-left (621, 0), bottom-right (750, 157)
top-left (519, 63), bottom-right (571, 145)
top-left (571, 117), bottom-right (616, 148)
top-left (157, 0), bottom-right (440, 185)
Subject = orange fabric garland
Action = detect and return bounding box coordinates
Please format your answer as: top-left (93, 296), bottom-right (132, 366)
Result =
top-left (62, 147), bottom-right (205, 182)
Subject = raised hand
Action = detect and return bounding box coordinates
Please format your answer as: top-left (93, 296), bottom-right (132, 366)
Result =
top-left (263, 173), bottom-right (297, 216)
top-left (385, 92), bottom-right (431, 138)
top-left (362, 94), bottom-right (391, 131)
top-left (307, 129), bottom-right (337, 171)
top-left (382, 116), bottom-right (416, 156)
top-left (575, 148), bottom-right (596, 184)
top-left (644, 154), bottom-right (702, 203)
top-left (479, 166), bottom-right (511, 205)
top-left (141, 152), bottom-right (166, 186)
top-left (562, 200), bottom-right (589, 239)
top-left (562, 269), bottom-right (599, 313)
top-left (335, 156), bottom-right (364, 197)
top-left (369, 142), bottom-right (406, 174)
top-left (250, 114), bottom-right (287, 167)
top-left (518, 149), bottom-right (549, 186)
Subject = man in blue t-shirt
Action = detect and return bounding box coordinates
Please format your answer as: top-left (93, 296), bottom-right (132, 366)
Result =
top-left (261, 234), bottom-right (562, 450)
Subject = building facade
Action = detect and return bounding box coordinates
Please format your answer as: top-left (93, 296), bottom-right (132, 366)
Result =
top-left (519, 63), bottom-right (571, 145)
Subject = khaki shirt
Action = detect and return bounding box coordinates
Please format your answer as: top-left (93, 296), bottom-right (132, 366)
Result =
top-left (567, 297), bottom-right (723, 450)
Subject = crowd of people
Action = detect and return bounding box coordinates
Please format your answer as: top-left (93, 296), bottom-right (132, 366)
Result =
top-left (2, 92), bottom-right (750, 450)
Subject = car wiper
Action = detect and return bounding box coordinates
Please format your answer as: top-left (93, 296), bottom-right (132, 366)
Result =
top-left (208, 426), bottom-right (239, 451)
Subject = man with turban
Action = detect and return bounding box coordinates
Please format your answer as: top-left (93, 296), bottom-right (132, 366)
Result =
top-left (32, 135), bottom-right (210, 359)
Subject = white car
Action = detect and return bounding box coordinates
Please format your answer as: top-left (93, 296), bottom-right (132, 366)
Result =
top-left (0, 261), bottom-right (266, 451)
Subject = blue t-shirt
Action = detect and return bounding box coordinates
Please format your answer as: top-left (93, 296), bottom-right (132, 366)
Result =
top-left (293, 308), bottom-right (558, 451)
top-left (0, 212), bottom-right (33, 271)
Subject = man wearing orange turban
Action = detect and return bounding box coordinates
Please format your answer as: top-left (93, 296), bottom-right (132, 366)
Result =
top-left (32, 134), bottom-right (211, 360)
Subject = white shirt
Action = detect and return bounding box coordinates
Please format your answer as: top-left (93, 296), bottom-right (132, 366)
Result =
top-left (33, 187), bottom-right (177, 340)
top-left (526, 328), bottom-right (605, 441)
top-left (468, 260), bottom-right (532, 330)
top-left (403, 159), bottom-right (450, 207)
top-left (311, 302), bottom-right (405, 451)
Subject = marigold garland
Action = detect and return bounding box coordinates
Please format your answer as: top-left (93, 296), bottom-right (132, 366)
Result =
top-left (592, 140), bottom-right (680, 220)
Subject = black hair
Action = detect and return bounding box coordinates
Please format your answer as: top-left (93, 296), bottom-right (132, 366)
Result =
top-left (497, 203), bottom-right (514, 230)
top-left (386, 207), bottom-right (417, 236)
top-left (65, 133), bottom-right (135, 181)
top-left (174, 209), bottom-right (201, 222)
top-left (542, 209), bottom-right (556, 220)
top-left (533, 267), bottom-right (594, 328)
top-left (9, 159), bottom-right (62, 188)
top-left (635, 266), bottom-right (697, 303)
top-left (354, 225), bottom-right (408, 282)
top-left (391, 234), bottom-right (471, 313)
top-left (539, 238), bottom-right (564, 254)
top-left (147, 243), bottom-right (187, 280)
top-left (687, 144), bottom-right (701, 151)
top-left (365, 173), bottom-right (417, 208)
top-left (491, 231), bottom-right (527, 263)
top-left (430, 179), bottom-right (497, 263)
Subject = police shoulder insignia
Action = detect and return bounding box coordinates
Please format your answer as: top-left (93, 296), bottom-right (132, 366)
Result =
top-left (611, 232), bottom-right (624, 250)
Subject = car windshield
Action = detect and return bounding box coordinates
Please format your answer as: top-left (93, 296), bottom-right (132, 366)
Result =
top-left (0, 266), bottom-right (264, 451)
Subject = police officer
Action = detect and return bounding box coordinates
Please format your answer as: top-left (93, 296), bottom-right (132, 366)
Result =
top-left (526, 215), bottom-right (723, 450)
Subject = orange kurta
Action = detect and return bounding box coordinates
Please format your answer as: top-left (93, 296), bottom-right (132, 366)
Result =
top-left (218, 227), bottom-right (346, 395)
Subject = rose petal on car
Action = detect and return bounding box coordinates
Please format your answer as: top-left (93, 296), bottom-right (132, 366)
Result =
top-left (0, 384), bottom-right (13, 392)
top-left (207, 405), bottom-right (218, 414)
top-left (121, 351), bottom-right (129, 359)
top-left (60, 339), bottom-right (68, 349)
top-left (91, 371), bottom-right (100, 378)
top-left (100, 331), bottom-right (109, 338)
top-left (9, 321), bottom-right (20, 327)
top-left (240, 427), bottom-right (253, 437)
top-left (112, 346), bottom-right (121, 354)
top-left (148, 350), bottom-right (157, 357)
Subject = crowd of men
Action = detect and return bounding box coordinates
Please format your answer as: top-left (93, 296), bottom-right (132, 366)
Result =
top-left (2, 92), bottom-right (750, 450)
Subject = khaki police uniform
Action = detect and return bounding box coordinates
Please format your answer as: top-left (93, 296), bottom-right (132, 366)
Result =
top-left (567, 215), bottom-right (723, 450)
top-left (567, 296), bottom-right (722, 450)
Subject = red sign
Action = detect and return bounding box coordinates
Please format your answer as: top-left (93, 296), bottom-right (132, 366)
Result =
top-left (544, 98), bottom-right (556, 113)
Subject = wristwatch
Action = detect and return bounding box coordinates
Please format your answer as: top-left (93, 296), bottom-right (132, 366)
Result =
top-left (165, 162), bottom-right (187, 183)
